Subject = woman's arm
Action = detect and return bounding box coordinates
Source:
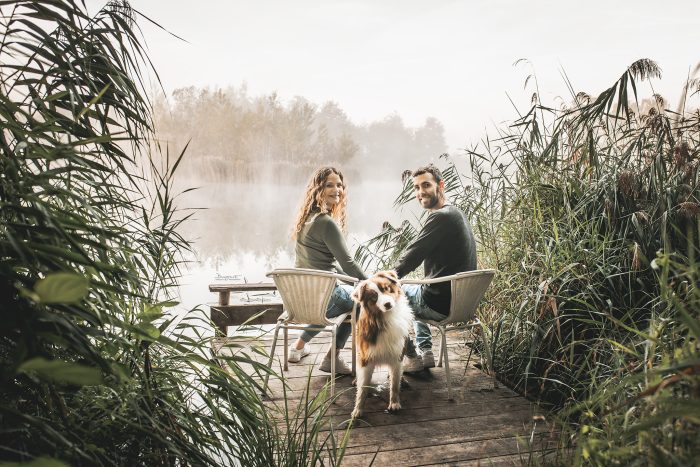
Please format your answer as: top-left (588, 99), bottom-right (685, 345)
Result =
top-left (321, 216), bottom-right (367, 280)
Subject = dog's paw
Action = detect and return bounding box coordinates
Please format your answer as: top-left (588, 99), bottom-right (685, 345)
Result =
top-left (351, 408), bottom-right (363, 419)
top-left (386, 402), bottom-right (402, 413)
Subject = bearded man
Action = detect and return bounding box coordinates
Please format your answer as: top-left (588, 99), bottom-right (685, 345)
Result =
top-left (392, 164), bottom-right (477, 371)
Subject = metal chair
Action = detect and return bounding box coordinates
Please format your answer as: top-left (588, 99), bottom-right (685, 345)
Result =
top-left (263, 268), bottom-right (359, 398)
top-left (403, 269), bottom-right (496, 400)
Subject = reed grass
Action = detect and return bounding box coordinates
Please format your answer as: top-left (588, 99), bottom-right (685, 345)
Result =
top-left (357, 58), bottom-right (700, 464)
top-left (1, 1), bottom-right (344, 465)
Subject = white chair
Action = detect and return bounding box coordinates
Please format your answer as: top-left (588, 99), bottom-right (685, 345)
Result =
top-left (403, 269), bottom-right (496, 400)
top-left (263, 268), bottom-right (359, 398)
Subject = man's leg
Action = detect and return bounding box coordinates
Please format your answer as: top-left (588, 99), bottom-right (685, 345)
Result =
top-left (401, 284), bottom-right (425, 371)
top-left (414, 320), bottom-right (433, 351)
top-left (402, 284), bottom-right (435, 349)
top-left (402, 284), bottom-right (446, 368)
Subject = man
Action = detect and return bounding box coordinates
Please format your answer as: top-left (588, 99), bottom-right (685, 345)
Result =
top-left (392, 164), bottom-right (477, 371)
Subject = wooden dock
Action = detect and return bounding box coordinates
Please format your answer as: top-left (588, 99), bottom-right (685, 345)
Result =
top-left (215, 326), bottom-right (556, 466)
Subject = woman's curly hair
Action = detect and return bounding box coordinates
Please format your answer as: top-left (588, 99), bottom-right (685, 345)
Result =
top-left (291, 167), bottom-right (347, 239)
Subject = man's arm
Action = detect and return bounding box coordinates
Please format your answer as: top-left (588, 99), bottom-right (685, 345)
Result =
top-left (393, 211), bottom-right (446, 278)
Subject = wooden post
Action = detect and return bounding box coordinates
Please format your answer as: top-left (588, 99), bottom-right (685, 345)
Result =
top-left (218, 291), bottom-right (230, 306)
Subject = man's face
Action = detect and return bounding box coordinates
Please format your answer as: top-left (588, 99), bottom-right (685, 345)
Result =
top-left (413, 173), bottom-right (444, 210)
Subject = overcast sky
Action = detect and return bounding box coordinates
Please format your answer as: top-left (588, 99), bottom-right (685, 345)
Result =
top-left (87, 0), bottom-right (700, 151)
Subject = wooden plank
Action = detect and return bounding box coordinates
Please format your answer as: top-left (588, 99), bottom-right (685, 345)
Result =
top-left (340, 409), bottom-right (543, 452)
top-left (450, 449), bottom-right (559, 466)
top-left (209, 282), bottom-right (277, 292)
top-left (266, 397), bottom-right (536, 429)
top-left (210, 304), bottom-right (283, 334)
top-left (258, 373), bottom-right (517, 407)
top-left (340, 434), bottom-right (557, 466)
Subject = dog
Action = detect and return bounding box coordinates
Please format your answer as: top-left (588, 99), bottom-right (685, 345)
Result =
top-left (350, 270), bottom-right (414, 419)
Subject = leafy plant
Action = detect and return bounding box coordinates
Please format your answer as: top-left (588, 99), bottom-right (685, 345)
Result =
top-left (1, 1), bottom-right (344, 465)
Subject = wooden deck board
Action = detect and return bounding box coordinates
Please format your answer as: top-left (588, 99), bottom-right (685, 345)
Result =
top-left (216, 326), bottom-right (555, 466)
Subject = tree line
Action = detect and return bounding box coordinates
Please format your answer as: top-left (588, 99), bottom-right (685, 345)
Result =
top-left (153, 85), bottom-right (448, 184)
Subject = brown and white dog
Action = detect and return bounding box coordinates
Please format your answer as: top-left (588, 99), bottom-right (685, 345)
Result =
top-left (351, 270), bottom-right (414, 419)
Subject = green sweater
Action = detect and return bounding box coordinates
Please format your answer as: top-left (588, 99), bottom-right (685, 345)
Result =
top-left (295, 212), bottom-right (367, 281)
top-left (393, 205), bottom-right (477, 315)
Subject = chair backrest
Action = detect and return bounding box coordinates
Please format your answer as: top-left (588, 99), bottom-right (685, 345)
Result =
top-left (445, 269), bottom-right (496, 325)
top-left (266, 268), bottom-right (340, 326)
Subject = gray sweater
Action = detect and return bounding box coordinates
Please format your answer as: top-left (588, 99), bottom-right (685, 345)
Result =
top-left (393, 205), bottom-right (476, 315)
top-left (295, 212), bottom-right (367, 280)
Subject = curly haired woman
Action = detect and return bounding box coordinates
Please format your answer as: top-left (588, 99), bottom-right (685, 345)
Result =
top-left (287, 166), bottom-right (367, 374)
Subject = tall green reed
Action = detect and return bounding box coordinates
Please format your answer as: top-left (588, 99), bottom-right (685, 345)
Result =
top-left (356, 58), bottom-right (699, 462)
top-left (1, 1), bottom-right (344, 465)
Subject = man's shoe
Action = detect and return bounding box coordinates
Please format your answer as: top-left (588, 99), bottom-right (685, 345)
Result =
top-left (287, 345), bottom-right (310, 363)
top-left (402, 354), bottom-right (424, 373)
top-left (319, 354), bottom-right (352, 375)
top-left (421, 349), bottom-right (435, 368)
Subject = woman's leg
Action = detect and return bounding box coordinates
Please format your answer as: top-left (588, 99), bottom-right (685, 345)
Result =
top-left (318, 284), bottom-right (357, 374)
top-left (324, 284), bottom-right (356, 350)
top-left (292, 284), bottom-right (356, 350)
top-left (295, 325), bottom-right (323, 349)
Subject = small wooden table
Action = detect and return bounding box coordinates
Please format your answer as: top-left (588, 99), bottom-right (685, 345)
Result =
top-left (209, 282), bottom-right (283, 335)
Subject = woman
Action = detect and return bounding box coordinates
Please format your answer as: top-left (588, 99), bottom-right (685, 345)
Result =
top-left (287, 166), bottom-right (367, 374)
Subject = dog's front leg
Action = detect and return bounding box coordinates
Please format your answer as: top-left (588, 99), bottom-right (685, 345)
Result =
top-left (387, 363), bottom-right (402, 413)
top-left (351, 363), bottom-right (375, 419)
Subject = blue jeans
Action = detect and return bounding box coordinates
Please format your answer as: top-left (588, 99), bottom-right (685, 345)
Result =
top-left (299, 284), bottom-right (356, 349)
top-left (402, 284), bottom-right (447, 351)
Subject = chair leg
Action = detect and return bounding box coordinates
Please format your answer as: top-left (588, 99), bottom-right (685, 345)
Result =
top-left (437, 325), bottom-right (445, 368)
top-left (330, 326), bottom-right (337, 399)
top-left (465, 331), bottom-right (475, 370)
top-left (283, 326), bottom-right (289, 371)
top-left (440, 327), bottom-right (452, 400)
top-left (264, 322), bottom-right (283, 395)
top-left (478, 321), bottom-right (498, 389)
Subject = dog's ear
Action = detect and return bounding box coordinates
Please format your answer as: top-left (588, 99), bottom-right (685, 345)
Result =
top-left (378, 270), bottom-right (399, 285)
top-left (352, 281), bottom-right (367, 302)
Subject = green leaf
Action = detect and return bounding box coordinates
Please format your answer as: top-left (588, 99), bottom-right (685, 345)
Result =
top-left (0, 457), bottom-right (69, 467)
top-left (34, 272), bottom-right (89, 304)
top-left (18, 286), bottom-right (40, 302)
top-left (140, 323), bottom-right (161, 340)
top-left (139, 303), bottom-right (163, 323)
top-left (77, 83), bottom-right (111, 119)
top-left (18, 357), bottom-right (103, 386)
top-left (109, 362), bottom-right (131, 382)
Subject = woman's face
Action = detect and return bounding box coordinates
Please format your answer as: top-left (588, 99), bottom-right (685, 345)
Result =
top-left (321, 173), bottom-right (344, 208)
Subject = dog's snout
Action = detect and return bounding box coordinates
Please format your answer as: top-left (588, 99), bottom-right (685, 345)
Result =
top-left (383, 302), bottom-right (392, 310)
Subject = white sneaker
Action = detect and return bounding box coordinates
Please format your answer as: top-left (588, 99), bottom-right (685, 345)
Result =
top-left (287, 345), bottom-right (310, 363)
top-left (402, 354), bottom-right (424, 373)
top-left (319, 354), bottom-right (352, 375)
top-left (421, 349), bottom-right (435, 368)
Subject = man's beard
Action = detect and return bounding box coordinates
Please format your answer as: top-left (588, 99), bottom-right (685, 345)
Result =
top-left (423, 192), bottom-right (441, 209)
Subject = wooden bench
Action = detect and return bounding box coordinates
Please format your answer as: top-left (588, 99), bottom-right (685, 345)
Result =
top-left (209, 282), bottom-right (283, 335)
